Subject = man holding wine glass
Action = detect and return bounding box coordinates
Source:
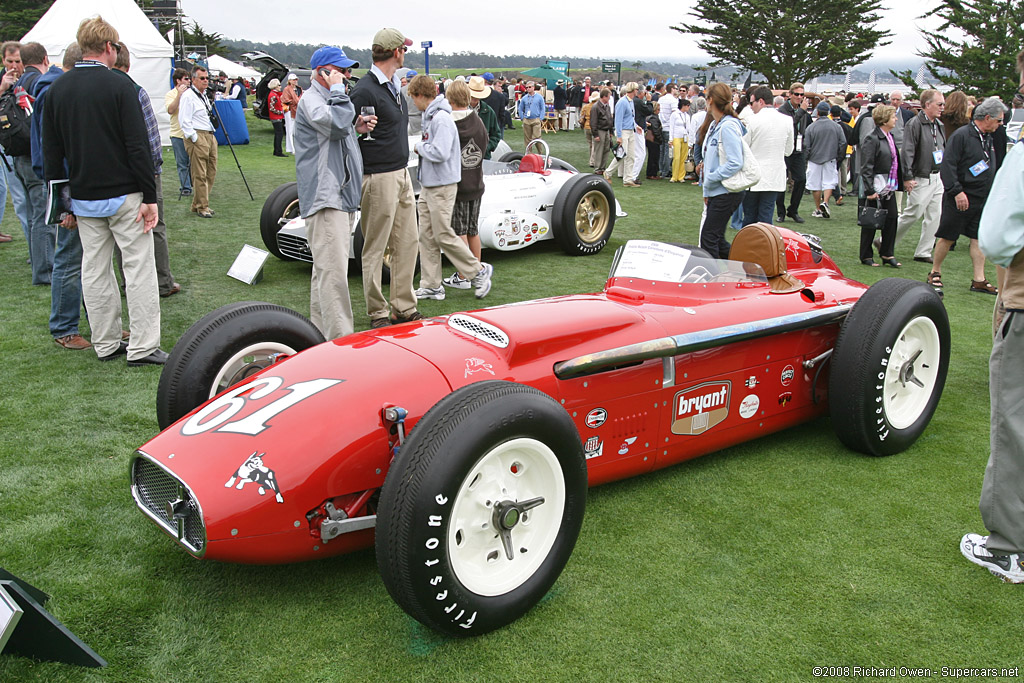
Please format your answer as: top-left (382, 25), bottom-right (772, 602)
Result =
top-left (293, 46), bottom-right (374, 340)
top-left (350, 27), bottom-right (420, 329)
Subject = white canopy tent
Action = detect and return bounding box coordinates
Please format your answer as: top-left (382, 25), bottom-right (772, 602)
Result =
top-left (206, 54), bottom-right (260, 80)
top-left (22, 0), bottom-right (176, 145)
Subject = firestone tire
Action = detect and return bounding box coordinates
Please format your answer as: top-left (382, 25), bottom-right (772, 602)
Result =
top-left (259, 182), bottom-right (299, 261)
top-left (156, 302), bottom-right (324, 430)
top-left (829, 278), bottom-right (949, 456)
top-left (552, 174), bottom-right (615, 256)
top-left (375, 380), bottom-right (587, 636)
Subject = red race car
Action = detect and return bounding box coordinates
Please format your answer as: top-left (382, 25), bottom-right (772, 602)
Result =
top-left (131, 225), bottom-right (949, 636)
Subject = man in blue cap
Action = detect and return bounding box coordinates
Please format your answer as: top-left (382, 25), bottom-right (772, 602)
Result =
top-left (481, 72), bottom-right (506, 139)
top-left (294, 46), bottom-right (375, 339)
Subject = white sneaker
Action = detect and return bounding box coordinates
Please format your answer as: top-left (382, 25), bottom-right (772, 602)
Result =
top-left (819, 201), bottom-right (831, 219)
top-left (414, 286), bottom-right (445, 301)
top-left (472, 262), bottom-right (493, 299)
top-left (442, 271), bottom-right (471, 289)
top-left (960, 533), bottom-right (1024, 583)
top-left (811, 209), bottom-right (824, 218)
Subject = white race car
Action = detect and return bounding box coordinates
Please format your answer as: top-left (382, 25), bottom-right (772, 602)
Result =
top-left (259, 139), bottom-right (626, 271)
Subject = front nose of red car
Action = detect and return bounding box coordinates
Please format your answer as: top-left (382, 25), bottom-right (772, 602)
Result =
top-left (131, 453), bottom-right (207, 557)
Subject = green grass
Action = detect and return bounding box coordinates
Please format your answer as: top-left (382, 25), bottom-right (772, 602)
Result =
top-left (0, 113), bottom-right (1013, 682)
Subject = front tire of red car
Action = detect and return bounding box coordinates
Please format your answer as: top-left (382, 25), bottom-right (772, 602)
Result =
top-left (156, 302), bottom-right (324, 430)
top-left (829, 278), bottom-right (949, 456)
top-left (375, 380), bottom-right (587, 636)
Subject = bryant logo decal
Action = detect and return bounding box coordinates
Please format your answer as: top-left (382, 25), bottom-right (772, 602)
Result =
top-left (671, 381), bottom-right (731, 435)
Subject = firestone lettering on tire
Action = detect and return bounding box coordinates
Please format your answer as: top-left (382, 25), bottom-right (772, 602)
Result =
top-left (419, 499), bottom-right (478, 631)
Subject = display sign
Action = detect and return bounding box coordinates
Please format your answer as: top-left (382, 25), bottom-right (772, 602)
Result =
top-left (0, 586), bottom-right (22, 651)
top-left (420, 41), bottom-right (432, 49)
top-left (601, 61), bottom-right (621, 74)
top-left (613, 240), bottom-right (692, 281)
top-left (694, 74), bottom-right (707, 86)
top-left (227, 244), bottom-right (270, 285)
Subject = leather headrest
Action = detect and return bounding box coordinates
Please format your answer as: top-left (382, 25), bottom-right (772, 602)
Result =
top-left (729, 222), bottom-right (804, 293)
top-left (518, 154), bottom-right (549, 175)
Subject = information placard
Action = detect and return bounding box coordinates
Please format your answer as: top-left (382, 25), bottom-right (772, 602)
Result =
top-left (227, 244), bottom-right (270, 285)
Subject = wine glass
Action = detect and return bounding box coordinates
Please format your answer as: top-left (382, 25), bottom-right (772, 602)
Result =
top-left (361, 106), bottom-right (376, 141)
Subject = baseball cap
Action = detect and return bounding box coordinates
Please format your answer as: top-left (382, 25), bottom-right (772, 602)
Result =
top-left (869, 93), bottom-right (886, 104)
top-left (816, 101), bottom-right (830, 115)
top-left (405, 69), bottom-right (417, 78)
top-left (468, 75), bottom-right (491, 99)
top-left (482, 72), bottom-right (494, 82)
top-left (373, 28), bottom-right (413, 51)
top-left (310, 46), bottom-right (358, 70)
top-left (286, 73), bottom-right (298, 81)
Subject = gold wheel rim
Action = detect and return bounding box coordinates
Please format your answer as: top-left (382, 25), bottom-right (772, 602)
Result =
top-left (575, 190), bottom-right (610, 243)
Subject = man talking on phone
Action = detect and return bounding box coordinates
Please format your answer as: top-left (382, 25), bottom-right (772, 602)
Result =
top-left (349, 27), bottom-right (418, 328)
top-left (294, 46), bottom-right (373, 339)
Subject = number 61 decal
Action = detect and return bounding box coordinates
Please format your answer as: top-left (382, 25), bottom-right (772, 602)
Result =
top-left (181, 377), bottom-right (343, 437)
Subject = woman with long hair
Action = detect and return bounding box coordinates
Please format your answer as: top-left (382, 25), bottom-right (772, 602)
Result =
top-left (697, 82), bottom-right (747, 258)
top-left (941, 90), bottom-right (971, 140)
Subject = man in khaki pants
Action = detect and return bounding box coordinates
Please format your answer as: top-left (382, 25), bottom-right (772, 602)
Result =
top-left (349, 28), bottom-right (419, 328)
top-left (178, 65), bottom-right (218, 218)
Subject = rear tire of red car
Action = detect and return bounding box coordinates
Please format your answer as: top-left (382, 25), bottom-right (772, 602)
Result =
top-left (375, 380), bottom-right (587, 636)
top-left (552, 174), bottom-right (615, 256)
top-left (829, 278), bottom-right (949, 456)
top-left (259, 182), bottom-right (299, 261)
top-left (156, 302), bottom-right (325, 430)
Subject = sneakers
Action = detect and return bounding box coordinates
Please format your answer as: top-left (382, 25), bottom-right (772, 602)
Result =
top-left (471, 262), bottom-right (493, 299)
top-left (960, 533), bottom-right (1024, 583)
top-left (811, 209), bottom-right (824, 218)
top-left (819, 201), bottom-right (830, 219)
top-left (414, 286), bottom-right (445, 300)
top-left (442, 271), bottom-right (471, 290)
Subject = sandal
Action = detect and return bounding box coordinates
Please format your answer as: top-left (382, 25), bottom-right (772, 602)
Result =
top-left (970, 279), bottom-right (998, 295)
top-left (861, 258), bottom-right (880, 267)
top-left (881, 256), bottom-right (901, 268)
top-left (927, 272), bottom-right (943, 287)
top-left (0, 232), bottom-right (12, 243)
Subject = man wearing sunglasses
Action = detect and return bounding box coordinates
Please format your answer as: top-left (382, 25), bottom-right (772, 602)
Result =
top-left (294, 46), bottom-right (373, 340)
top-left (178, 65), bottom-right (218, 218)
top-left (776, 83), bottom-right (810, 224)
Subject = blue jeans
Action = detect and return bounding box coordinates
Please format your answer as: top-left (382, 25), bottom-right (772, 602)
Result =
top-left (14, 154), bottom-right (55, 285)
top-left (171, 136), bottom-right (192, 192)
top-left (729, 190), bottom-right (747, 229)
top-left (50, 225), bottom-right (84, 338)
top-left (2, 153), bottom-right (31, 242)
top-left (659, 138), bottom-right (672, 177)
top-left (742, 191), bottom-right (780, 225)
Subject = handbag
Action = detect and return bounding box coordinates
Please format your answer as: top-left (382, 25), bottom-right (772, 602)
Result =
top-left (857, 197), bottom-right (888, 230)
top-left (719, 133), bottom-right (761, 192)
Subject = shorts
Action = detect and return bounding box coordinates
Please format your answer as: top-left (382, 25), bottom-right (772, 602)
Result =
top-left (805, 161), bottom-right (839, 191)
top-left (452, 197), bottom-right (481, 237)
top-left (936, 194), bottom-right (983, 241)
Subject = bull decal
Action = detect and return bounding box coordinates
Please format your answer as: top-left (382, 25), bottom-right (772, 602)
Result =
top-left (225, 451), bottom-right (284, 503)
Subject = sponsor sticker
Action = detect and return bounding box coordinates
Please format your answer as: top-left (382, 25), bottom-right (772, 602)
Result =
top-left (585, 408), bottom-right (608, 428)
top-left (464, 358), bottom-right (495, 378)
top-left (778, 392), bottom-right (792, 407)
top-left (618, 436), bottom-right (638, 455)
top-left (781, 365), bottom-right (795, 387)
top-left (584, 436), bottom-right (603, 459)
top-left (225, 451), bottom-right (284, 503)
top-left (739, 394), bottom-right (760, 419)
top-left (671, 381), bottom-right (731, 435)
top-left (745, 376), bottom-right (759, 388)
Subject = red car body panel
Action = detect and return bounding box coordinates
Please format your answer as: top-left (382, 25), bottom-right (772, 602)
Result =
top-left (134, 231), bottom-right (868, 565)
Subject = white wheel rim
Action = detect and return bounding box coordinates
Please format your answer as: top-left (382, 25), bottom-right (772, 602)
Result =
top-left (209, 342), bottom-right (297, 399)
top-left (882, 316), bottom-right (941, 430)
top-left (448, 437), bottom-right (566, 596)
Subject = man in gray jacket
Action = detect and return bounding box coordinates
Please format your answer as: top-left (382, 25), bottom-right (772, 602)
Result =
top-left (294, 46), bottom-right (374, 339)
top-left (804, 102), bottom-right (848, 218)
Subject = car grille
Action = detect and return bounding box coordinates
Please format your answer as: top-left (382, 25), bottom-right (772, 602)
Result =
top-left (131, 455), bottom-right (206, 555)
top-left (278, 233), bottom-right (313, 263)
top-left (448, 314), bottom-right (510, 348)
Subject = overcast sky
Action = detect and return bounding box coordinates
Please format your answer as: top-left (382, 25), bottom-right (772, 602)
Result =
top-left (183, 1), bottom-right (948, 66)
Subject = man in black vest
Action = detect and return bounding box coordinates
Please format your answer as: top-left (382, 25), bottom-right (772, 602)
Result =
top-left (350, 27), bottom-right (419, 328)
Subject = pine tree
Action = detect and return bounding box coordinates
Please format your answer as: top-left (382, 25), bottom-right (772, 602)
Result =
top-left (671, 0), bottom-right (891, 89)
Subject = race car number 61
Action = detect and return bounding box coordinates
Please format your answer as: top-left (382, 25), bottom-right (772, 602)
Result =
top-left (181, 377), bottom-right (343, 436)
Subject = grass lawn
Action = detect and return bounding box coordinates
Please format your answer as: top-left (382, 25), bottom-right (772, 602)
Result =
top-left (0, 111), bottom-right (1015, 682)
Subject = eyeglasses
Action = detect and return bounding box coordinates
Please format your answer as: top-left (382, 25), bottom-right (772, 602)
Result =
top-left (108, 41), bottom-right (121, 54)
top-left (194, 75), bottom-right (208, 81)
top-left (791, 92), bottom-right (804, 97)
top-left (398, 46), bottom-right (408, 53)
